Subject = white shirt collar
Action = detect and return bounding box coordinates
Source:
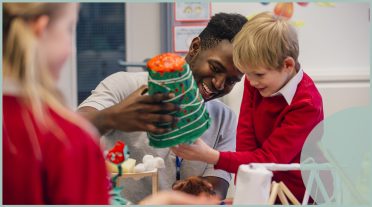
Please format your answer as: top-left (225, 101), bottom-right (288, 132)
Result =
top-left (271, 69), bottom-right (303, 105)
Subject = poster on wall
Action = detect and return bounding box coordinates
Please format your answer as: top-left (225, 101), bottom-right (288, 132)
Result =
top-left (174, 2), bottom-right (211, 22)
top-left (173, 25), bottom-right (206, 52)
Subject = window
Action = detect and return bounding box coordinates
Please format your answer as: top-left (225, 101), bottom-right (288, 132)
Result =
top-left (77, 3), bottom-right (126, 104)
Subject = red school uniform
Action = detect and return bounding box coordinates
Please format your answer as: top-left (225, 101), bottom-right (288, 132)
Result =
top-left (215, 71), bottom-right (324, 202)
top-left (3, 94), bottom-right (109, 204)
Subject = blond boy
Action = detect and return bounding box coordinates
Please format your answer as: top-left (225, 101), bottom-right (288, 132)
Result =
top-left (172, 12), bottom-right (324, 202)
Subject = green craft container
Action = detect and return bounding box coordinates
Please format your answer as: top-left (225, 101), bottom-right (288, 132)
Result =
top-left (147, 63), bottom-right (211, 148)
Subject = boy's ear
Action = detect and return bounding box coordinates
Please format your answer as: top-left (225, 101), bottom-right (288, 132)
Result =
top-left (283, 57), bottom-right (295, 72)
top-left (30, 15), bottom-right (49, 38)
top-left (188, 37), bottom-right (201, 58)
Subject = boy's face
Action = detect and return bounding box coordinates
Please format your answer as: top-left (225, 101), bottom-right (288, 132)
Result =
top-left (243, 65), bottom-right (294, 97)
top-left (186, 39), bottom-right (244, 102)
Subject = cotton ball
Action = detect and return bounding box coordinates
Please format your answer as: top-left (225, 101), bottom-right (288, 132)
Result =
top-left (143, 155), bottom-right (154, 164)
top-left (134, 163), bottom-right (146, 173)
top-left (144, 159), bottom-right (157, 171)
top-left (153, 157), bottom-right (165, 169)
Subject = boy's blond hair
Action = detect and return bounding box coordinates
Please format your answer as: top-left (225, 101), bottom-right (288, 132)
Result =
top-left (233, 11), bottom-right (300, 72)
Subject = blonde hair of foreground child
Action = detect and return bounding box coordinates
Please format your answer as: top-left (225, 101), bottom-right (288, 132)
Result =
top-left (3, 3), bottom-right (95, 159)
top-left (233, 11), bottom-right (300, 72)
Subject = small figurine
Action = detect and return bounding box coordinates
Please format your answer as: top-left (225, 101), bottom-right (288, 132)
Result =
top-left (106, 141), bottom-right (128, 205)
top-left (107, 141), bottom-right (126, 165)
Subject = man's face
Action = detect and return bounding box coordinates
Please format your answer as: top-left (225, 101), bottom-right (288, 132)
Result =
top-left (187, 39), bottom-right (243, 102)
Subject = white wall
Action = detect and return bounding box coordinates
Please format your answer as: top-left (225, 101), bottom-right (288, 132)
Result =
top-left (57, 36), bottom-right (77, 109)
top-left (125, 3), bottom-right (161, 71)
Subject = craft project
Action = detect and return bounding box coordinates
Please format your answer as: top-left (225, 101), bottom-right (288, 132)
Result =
top-left (147, 53), bottom-right (211, 148)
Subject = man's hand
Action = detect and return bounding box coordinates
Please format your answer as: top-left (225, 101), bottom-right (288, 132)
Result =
top-left (78, 85), bottom-right (179, 135)
top-left (171, 138), bottom-right (220, 164)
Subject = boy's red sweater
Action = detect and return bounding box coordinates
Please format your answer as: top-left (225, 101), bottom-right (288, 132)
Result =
top-left (215, 73), bottom-right (323, 202)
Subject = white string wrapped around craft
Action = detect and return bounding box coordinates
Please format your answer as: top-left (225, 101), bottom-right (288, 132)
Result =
top-left (147, 54), bottom-right (211, 148)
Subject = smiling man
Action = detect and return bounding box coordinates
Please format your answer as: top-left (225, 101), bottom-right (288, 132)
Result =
top-left (78, 13), bottom-right (247, 203)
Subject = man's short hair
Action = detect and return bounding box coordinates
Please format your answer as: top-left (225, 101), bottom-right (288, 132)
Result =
top-left (199, 12), bottom-right (248, 50)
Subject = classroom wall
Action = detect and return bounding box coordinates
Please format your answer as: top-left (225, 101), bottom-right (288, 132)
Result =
top-left (57, 40), bottom-right (77, 109)
top-left (125, 3), bottom-right (162, 69)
